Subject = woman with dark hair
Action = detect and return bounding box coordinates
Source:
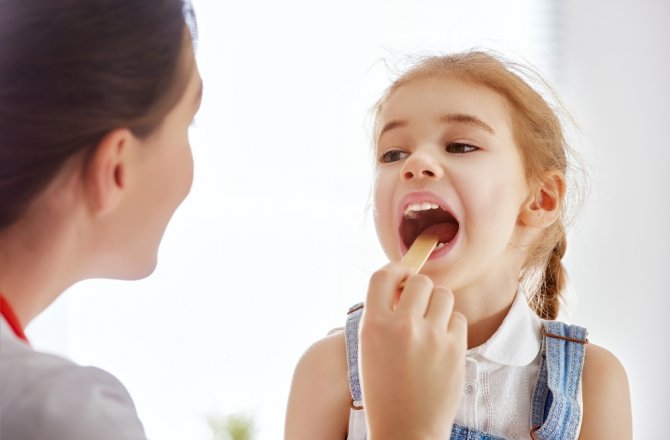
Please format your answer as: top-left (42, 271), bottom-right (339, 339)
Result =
top-left (0, 1), bottom-right (464, 439)
top-left (0, 0), bottom-right (201, 438)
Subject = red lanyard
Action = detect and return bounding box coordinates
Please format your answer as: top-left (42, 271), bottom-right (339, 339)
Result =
top-left (0, 295), bottom-right (29, 343)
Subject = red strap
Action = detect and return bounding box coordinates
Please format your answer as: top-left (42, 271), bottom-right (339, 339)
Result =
top-left (0, 295), bottom-right (29, 343)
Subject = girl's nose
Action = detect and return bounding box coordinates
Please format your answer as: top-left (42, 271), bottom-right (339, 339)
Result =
top-left (401, 153), bottom-right (443, 181)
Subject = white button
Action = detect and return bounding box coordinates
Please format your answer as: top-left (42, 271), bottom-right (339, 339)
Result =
top-left (464, 383), bottom-right (475, 395)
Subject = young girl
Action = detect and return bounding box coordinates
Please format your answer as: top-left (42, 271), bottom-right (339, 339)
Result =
top-left (285, 51), bottom-right (632, 439)
top-left (0, 1), bottom-right (463, 438)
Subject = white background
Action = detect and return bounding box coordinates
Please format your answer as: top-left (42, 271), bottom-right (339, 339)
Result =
top-left (27, 0), bottom-right (670, 438)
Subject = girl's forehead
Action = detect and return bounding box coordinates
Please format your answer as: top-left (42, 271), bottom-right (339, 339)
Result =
top-left (379, 76), bottom-right (514, 130)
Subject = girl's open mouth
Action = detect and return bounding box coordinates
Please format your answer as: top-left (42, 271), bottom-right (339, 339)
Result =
top-left (399, 201), bottom-right (459, 251)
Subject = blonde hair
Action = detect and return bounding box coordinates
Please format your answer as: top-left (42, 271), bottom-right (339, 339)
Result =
top-left (373, 51), bottom-right (584, 320)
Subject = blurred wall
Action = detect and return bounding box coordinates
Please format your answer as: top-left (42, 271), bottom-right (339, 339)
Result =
top-left (562, 0), bottom-right (670, 437)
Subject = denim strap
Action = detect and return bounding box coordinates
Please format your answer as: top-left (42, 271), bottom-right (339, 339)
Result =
top-left (449, 424), bottom-right (506, 440)
top-left (530, 320), bottom-right (588, 440)
top-left (345, 302), bottom-right (364, 409)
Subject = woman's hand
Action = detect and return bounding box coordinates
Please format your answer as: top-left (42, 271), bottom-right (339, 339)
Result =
top-left (359, 262), bottom-right (467, 440)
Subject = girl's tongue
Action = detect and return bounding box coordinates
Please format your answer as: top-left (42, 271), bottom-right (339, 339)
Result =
top-left (400, 206), bottom-right (460, 249)
top-left (420, 222), bottom-right (459, 245)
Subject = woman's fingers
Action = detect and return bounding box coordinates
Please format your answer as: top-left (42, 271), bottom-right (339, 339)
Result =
top-left (365, 262), bottom-right (413, 313)
top-left (424, 285), bottom-right (454, 327)
top-left (360, 267), bottom-right (468, 440)
top-left (448, 311), bottom-right (468, 350)
top-left (367, 264), bottom-right (460, 326)
top-left (396, 274), bottom-right (433, 316)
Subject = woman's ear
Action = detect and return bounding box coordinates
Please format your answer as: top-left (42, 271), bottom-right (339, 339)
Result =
top-left (519, 171), bottom-right (565, 229)
top-left (84, 128), bottom-right (134, 217)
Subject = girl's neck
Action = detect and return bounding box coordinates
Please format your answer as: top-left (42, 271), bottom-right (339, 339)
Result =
top-left (451, 273), bottom-right (520, 350)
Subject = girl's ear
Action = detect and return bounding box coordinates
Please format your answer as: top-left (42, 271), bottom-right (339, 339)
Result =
top-left (519, 170), bottom-right (565, 229)
top-left (84, 128), bottom-right (134, 217)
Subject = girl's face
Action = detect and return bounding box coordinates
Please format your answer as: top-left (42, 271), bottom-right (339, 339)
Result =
top-left (373, 76), bottom-right (531, 291)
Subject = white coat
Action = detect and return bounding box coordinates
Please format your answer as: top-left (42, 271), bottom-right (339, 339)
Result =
top-left (0, 316), bottom-right (147, 439)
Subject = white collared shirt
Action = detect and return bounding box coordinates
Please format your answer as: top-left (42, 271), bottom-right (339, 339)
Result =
top-left (453, 291), bottom-right (543, 439)
top-left (346, 291), bottom-right (585, 440)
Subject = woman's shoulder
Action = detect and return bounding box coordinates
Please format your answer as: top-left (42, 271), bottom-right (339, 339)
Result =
top-left (579, 342), bottom-right (632, 439)
top-left (1, 332), bottom-right (114, 392)
top-left (0, 326), bottom-right (82, 400)
top-left (0, 342), bottom-right (146, 439)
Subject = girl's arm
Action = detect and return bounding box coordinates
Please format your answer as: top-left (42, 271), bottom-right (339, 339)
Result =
top-left (284, 331), bottom-right (351, 440)
top-left (579, 343), bottom-right (632, 439)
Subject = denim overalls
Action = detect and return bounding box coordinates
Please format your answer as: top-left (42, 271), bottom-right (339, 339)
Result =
top-left (344, 303), bottom-right (588, 440)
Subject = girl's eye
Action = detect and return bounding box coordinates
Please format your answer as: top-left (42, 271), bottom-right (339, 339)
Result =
top-left (379, 149), bottom-right (409, 163)
top-left (446, 142), bottom-right (478, 153)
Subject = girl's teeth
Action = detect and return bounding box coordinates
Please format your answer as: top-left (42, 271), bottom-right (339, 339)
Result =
top-left (403, 202), bottom-right (440, 217)
top-left (435, 242), bottom-right (446, 249)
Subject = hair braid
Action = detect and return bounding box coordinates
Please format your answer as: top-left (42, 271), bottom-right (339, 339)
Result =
top-left (533, 226), bottom-right (567, 320)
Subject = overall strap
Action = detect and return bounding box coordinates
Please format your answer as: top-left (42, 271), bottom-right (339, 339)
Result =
top-left (450, 425), bottom-right (507, 440)
top-left (345, 302), bottom-right (365, 410)
top-left (530, 320), bottom-right (588, 440)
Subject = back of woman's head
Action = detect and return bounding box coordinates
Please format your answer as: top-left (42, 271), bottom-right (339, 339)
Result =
top-left (374, 51), bottom-right (582, 320)
top-left (0, 0), bottom-right (195, 230)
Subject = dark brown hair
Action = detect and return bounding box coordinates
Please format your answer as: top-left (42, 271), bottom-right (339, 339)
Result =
top-left (373, 51), bottom-right (583, 320)
top-left (0, 0), bottom-right (196, 229)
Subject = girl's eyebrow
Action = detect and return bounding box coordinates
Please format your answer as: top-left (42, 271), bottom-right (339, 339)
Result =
top-left (378, 120), bottom-right (407, 139)
top-left (379, 113), bottom-right (495, 141)
top-left (439, 113), bottom-right (495, 135)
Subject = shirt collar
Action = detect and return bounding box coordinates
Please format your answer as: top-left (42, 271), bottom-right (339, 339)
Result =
top-left (467, 290), bottom-right (541, 367)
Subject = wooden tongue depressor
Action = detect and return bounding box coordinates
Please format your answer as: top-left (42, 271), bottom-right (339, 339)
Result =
top-left (401, 234), bottom-right (439, 274)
